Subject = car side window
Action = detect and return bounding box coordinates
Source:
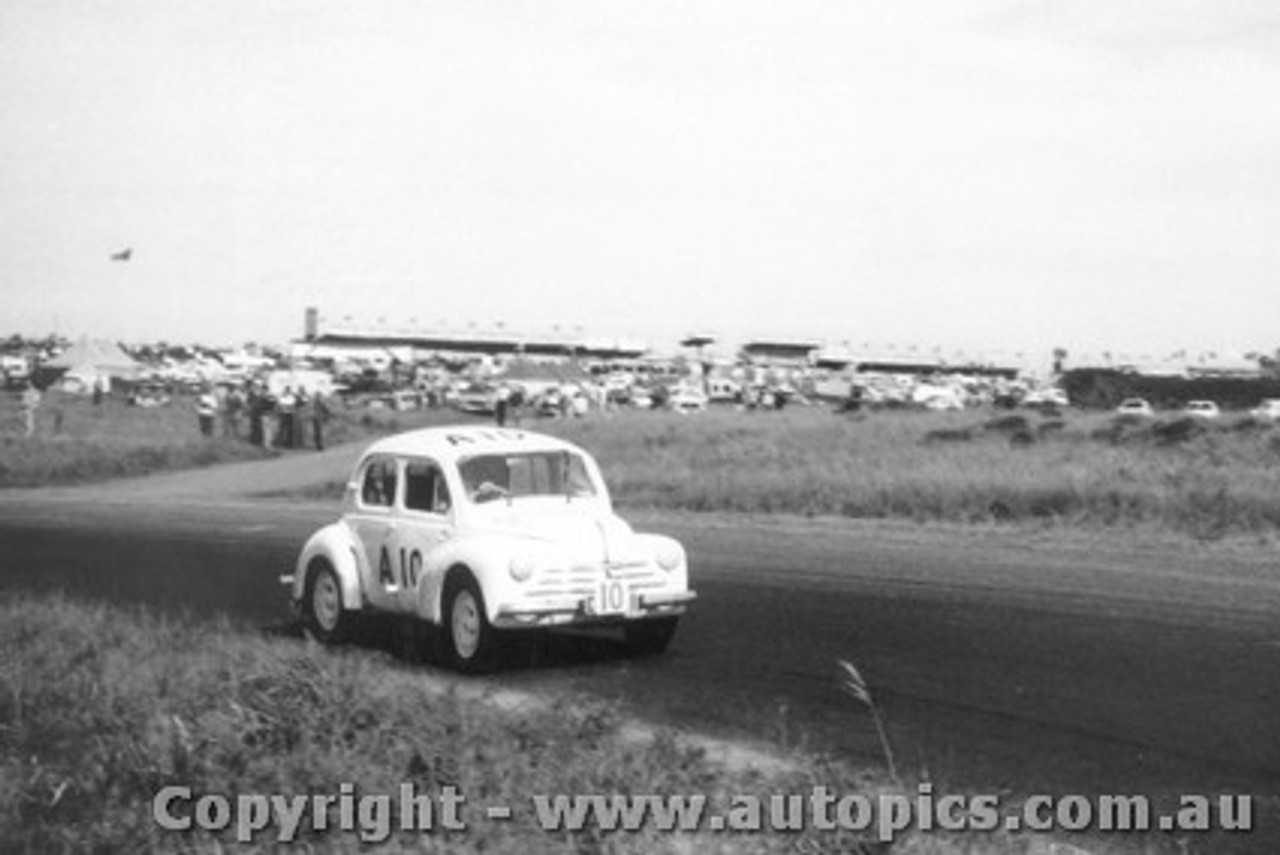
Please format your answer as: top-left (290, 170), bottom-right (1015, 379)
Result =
top-left (360, 457), bottom-right (398, 508)
top-left (404, 460), bottom-right (450, 515)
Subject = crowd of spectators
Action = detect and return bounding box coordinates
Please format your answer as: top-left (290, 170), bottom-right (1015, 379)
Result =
top-left (191, 380), bottom-right (332, 450)
top-left (2, 333), bottom-right (1073, 444)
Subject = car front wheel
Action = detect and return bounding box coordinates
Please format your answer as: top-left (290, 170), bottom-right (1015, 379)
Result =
top-left (442, 574), bottom-right (499, 673)
top-left (303, 559), bottom-right (350, 644)
top-left (624, 617), bottom-right (679, 656)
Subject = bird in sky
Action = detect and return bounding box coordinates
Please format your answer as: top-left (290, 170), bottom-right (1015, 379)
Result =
top-left (110, 247), bottom-right (133, 262)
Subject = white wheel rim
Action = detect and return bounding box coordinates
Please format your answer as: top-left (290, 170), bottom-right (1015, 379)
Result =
top-left (452, 590), bottom-right (481, 659)
top-left (312, 573), bottom-right (341, 632)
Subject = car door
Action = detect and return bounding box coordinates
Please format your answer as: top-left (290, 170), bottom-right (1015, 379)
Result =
top-left (348, 454), bottom-right (402, 612)
top-left (390, 457), bottom-right (455, 618)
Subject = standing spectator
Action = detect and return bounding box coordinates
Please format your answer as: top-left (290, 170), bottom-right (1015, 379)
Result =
top-left (92, 377), bottom-right (105, 406)
top-left (224, 385), bottom-right (245, 439)
top-left (212, 383), bottom-right (228, 433)
top-left (311, 392), bottom-right (331, 451)
top-left (19, 382), bottom-right (41, 438)
top-left (276, 386), bottom-right (297, 449)
top-left (838, 385), bottom-right (863, 414)
top-left (247, 383), bottom-right (267, 446)
top-left (494, 384), bottom-right (511, 427)
top-left (195, 386), bottom-right (218, 437)
top-left (508, 384), bottom-right (524, 427)
top-left (294, 390), bottom-right (310, 449)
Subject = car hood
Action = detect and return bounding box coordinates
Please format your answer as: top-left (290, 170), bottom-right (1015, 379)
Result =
top-left (463, 504), bottom-right (646, 563)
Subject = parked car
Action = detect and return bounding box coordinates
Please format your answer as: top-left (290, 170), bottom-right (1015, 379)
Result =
top-left (283, 426), bottom-right (696, 672)
top-left (1116, 398), bottom-right (1154, 418)
top-left (451, 384), bottom-right (497, 416)
top-left (1022, 387), bottom-right (1069, 408)
top-left (389, 389), bottom-right (422, 411)
top-left (668, 388), bottom-right (708, 414)
top-left (1183, 400), bottom-right (1221, 420)
top-left (1250, 399), bottom-right (1280, 421)
top-left (129, 382), bottom-right (171, 408)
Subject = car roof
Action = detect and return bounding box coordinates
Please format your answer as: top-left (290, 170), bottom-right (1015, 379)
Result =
top-left (359, 425), bottom-right (587, 465)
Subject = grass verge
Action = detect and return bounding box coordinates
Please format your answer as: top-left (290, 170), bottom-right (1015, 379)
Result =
top-left (549, 409), bottom-right (1280, 540)
top-left (0, 592), bottom-right (1198, 854)
top-left (9, 392), bottom-right (1280, 541)
top-left (0, 392), bottom-right (470, 488)
top-left (264, 408), bottom-right (1280, 541)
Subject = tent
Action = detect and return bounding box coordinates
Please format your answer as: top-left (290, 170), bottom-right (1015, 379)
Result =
top-left (44, 338), bottom-right (143, 394)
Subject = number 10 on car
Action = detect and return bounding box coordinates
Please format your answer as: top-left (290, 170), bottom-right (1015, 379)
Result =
top-left (595, 579), bottom-right (629, 615)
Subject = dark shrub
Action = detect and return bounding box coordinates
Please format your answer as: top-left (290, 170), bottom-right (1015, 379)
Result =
top-left (1224, 416), bottom-right (1266, 433)
top-left (922, 428), bottom-right (973, 444)
top-left (1151, 417), bottom-right (1206, 445)
top-left (1092, 415), bottom-right (1151, 445)
top-left (1037, 420), bottom-right (1066, 438)
top-left (1009, 428), bottom-right (1035, 447)
top-left (983, 414), bottom-right (1030, 434)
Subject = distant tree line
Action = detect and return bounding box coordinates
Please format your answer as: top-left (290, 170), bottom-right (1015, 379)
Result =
top-left (1060, 369), bottom-right (1280, 411)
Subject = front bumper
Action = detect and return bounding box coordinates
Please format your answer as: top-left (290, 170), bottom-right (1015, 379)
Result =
top-left (493, 589), bottom-right (697, 629)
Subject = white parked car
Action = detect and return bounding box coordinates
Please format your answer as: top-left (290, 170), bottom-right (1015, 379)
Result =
top-left (1022, 387), bottom-right (1070, 408)
top-left (668, 388), bottom-right (708, 414)
top-left (451, 384), bottom-right (497, 416)
top-left (1116, 398), bottom-right (1154, 418)
top-left (1250, 399), bottom-right (1280, 421)
top-left (1183, 400), bottom-right (1221, 420)
top-left (284, 426), bottom-right (695, 671)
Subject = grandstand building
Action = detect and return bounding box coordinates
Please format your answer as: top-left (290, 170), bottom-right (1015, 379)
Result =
top-left (294, 308), bottom-right (649, 364)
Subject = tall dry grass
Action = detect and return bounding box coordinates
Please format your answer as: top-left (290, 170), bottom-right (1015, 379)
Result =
top-left (8, 388), bottom-right (1280, 539)
top-left (547, 407), bottom-right (1280, 539)
top-left (0, 592), bottom-right (907, 854)
top-left (0, 593), bottom-right (1218, 854)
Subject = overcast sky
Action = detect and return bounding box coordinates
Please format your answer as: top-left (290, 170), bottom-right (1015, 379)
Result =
top-left (3, 0), bottom-right (1279, 357)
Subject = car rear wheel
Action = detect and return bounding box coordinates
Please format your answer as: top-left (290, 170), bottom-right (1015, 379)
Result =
top-left (442, 574), bottom-right (498, 673)
top-left (624, 617), bottom-right (679, 656)
top-left (303, 560), bottom-right (349, 644)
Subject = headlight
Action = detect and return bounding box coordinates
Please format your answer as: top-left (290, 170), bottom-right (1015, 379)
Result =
top-left (656, 545), bottom-right (682, 572)
top-left (509, 555), bottom-right (534, 583)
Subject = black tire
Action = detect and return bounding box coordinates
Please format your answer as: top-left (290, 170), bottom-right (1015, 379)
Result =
top-left (302, 559), bottom-right (350, 644)
top-left (624, 617), bottom-right (679, 656)
top-left (442, 573), bottom-right (499, 673)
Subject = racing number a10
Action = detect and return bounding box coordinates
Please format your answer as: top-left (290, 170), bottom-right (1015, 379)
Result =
top-left (597, 579), bottom-right (628, 614)
top-left (379, 546), bottom-right (422, 589)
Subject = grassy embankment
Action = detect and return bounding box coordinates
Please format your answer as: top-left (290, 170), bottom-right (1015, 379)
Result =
top-left (6, 389), bottom-right (1280, 539)
top-left (283, 406), bottom-right (1280, 540)
top-left (0, 592), bottom-right (1111, 855)
top-left (0, 390), bottom-right (461, 488)
top-left (551, 408), bottom-right (1280, 540)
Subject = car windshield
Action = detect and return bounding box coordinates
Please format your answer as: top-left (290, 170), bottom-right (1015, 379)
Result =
top-left (458, 451), bottom-right (597, 503)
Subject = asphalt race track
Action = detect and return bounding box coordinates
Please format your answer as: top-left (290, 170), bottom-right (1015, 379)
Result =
top-left (2, 457), bottom-right (1279, 845)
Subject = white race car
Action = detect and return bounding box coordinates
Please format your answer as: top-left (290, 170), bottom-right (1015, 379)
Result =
top-left (283, 426), bottom-right (695, 671)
